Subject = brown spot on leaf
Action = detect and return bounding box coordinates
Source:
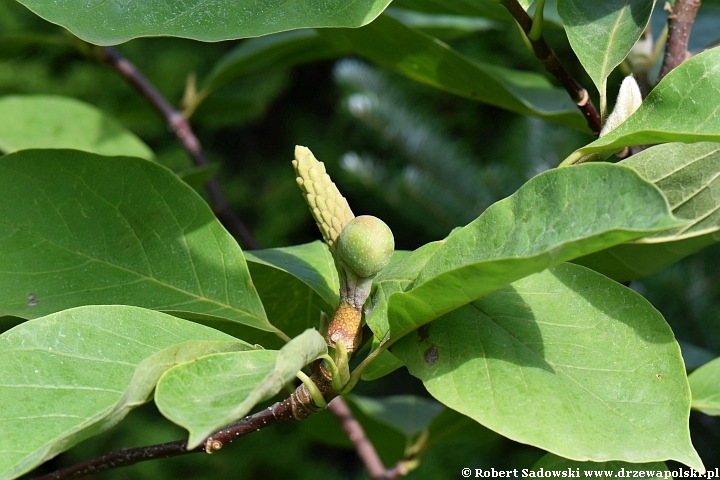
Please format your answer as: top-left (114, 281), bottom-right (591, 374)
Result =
top-left (417, 325), bottom-right (430, 343)
top-left (655, 373), bottom-right (662, 380)
top-left (424, 345), bottom-right (439, 365)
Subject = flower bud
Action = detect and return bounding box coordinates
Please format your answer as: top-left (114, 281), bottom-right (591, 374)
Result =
top-left (337, 216), bottom-right (394, 279)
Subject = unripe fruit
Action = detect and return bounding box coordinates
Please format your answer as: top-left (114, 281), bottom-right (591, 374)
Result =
top-left (337, 216), bottom-right (394, 278)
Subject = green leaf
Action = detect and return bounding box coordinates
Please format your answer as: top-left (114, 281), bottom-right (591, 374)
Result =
top-left (14, 0), bottom-right (394, 45)
top-left (566, 47), bottom-right (720, 161)
top-left (0, 149), bottom-right (271, 333)
top-left (365, 241), bottom-right (442, 341)
top-left (200, 30), bottom-right (346, 99)
top-left (393, 263), bottom-right (702, 470)
top-left (360, 348), bottom-right (404, 381)
top-left (575, 142), bottom-right (720, 281)
top-left (369, 163), bottom-right (683, 344)
top-left (0, 95), bottom-right (153, 160)
top-left (532, 453), bottom-right (670, 476)
top-left (0, 305), bottom-right (251, 480)
top-left (318, 14), bottom-right (587, 130)
top-left (245, 241), bottom-right (339, 308)
top-left (350, 395), bottom-right (444, 437)
top-left (688, 356), bottom-right (720, 415)
top-left (155, 329), bottom-right (327, 448)
top-left (557, 0), bottom-right (656, 93)
top-left (237, 242), bottom-right (338, 349)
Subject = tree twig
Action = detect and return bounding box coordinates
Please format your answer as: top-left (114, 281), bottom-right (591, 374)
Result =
top-left (500, 0), bottom-right (602, 136)
top-left (657, 0), bottom-right (702, 82)
top-left (96, 46), bottom-right (261, 250)
top-left (327, 397), bottom-right (408, 480)
top-left (32, 380), bottom-right (328, 480)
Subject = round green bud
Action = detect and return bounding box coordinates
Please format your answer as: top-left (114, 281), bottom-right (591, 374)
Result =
top-left (337, 215), bottom-right (394, 278)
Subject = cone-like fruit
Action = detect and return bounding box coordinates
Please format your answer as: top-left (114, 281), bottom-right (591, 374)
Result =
top-left (337, 216), bottom-right (394, 279)
top-left (293, 146), bottom-right (354, 251)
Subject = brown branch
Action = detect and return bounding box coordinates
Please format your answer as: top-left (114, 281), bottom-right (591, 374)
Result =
top-left (32, 378), bottom-right (329, 480)
top-left (96, 46), bottom-right (261, 250)
top-left (657, 0), bottom-right (702, 82)
top-left (328, 397), bottom-right (407, 480)
top-left (500, 0), bottom-right (602, 136)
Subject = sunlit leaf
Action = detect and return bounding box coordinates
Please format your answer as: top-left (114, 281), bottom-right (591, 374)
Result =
top-left (393, 263), bottom-right (702, 470)
top-left (575, 142), bottom-right (720, 281)
top-left (567, 47), bottom-right (720, 161)
top-left (0, 305), bottom-right (250, 480)
top-left (557, 0), bottom-right (656, 92)
top-left (368, 163), bottom-right (682, 344)
top-left (0, 149), bottom-right (271, 333)
top-left (155, 329), bottom-right (327, 448)
top-left (14, 0), bottom-right (394, 45)
top-left (0, 95), bottom-right (153, 160)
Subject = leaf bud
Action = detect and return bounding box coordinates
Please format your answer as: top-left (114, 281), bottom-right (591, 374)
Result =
top-left (600, 75), bottom-right (642, 137)
top-left (337, 215), bottom-right (394, 279)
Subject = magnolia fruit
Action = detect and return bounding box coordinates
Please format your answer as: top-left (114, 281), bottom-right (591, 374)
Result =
top-left (337, 215), bottom-right (394, 279)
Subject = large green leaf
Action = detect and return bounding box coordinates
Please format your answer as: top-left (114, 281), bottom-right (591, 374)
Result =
top-left (688, 357), bottom-right (720, 415)
top-left (0, 149), bottom-right (272, 333)
top-left (13, 0), bottom-right (394, 45)
top-left (532, 453), bottom-right (670, 476)
top-left (566, 47), bottom-right (720, 162)
top-left (557, 0), bottom-right (655, 93)
top-left (318, 14), bottom-right (587, 130)
top-left (0, 95), bottom-right (153, 160)
top-left (368, 163), bottom-right (682, 344)
top-left (575, 142), bottom-right (720, 281)
top-left (393, 263), bottom-right (702, 470)
top-left (155, 329), bottom-right (327, 448)
top-left (0, 305), bottom-right (251, 480)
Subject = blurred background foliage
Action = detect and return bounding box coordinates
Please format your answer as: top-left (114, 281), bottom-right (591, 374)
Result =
top-left (3, 0), bottom-right (720, 477)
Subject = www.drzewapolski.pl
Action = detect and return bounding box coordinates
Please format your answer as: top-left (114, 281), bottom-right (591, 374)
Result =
top-left (461, 468), bottom-right (718, 478)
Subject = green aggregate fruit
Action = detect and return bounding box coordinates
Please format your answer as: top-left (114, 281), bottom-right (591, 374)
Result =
top-left (337, 216), bottom-right (394, 278)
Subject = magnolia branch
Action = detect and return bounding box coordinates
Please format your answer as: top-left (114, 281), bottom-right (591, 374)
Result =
top-left (32, 382), bottom-right (325, 480)
top-left (328, 397), bottom-right (408, 480)
top-left (658, 0), bottom-right (702, 81)
top-left (500, 0), bottom-right (602, 136)
top-left (96, 46), bottom-right (260, 250)
top-left (30, 352), bottom-right (395, 480)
